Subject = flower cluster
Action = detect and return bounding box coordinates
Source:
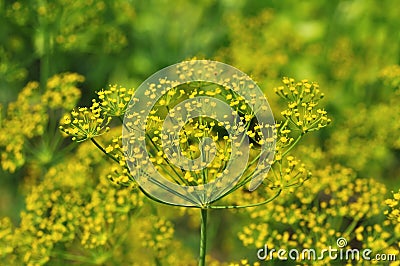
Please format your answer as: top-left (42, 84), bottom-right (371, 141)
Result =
top-left (380, 65), bottom-right (400, 92)
top-left (269, 78), bottom-right (331, 197)
top-left (327, 65), bottom-right (400, 177)
top-left (275, 77), bottom-right (330, 134)
top-left (96, 85), bottom-right (135, 117)
top-left (59, 106), bottom-right (111, 142)
top-left (236, 164), bottom-right (399, 264)
top-left (0, 81), bottom-right (44, 172)
top-left (138, 217), bottom-right (174, 259)
top-left (385, 189), bottom-right (400, 224)
top-left (60, 85), bottom-right (135, 142)
top-left (55, 65), bottom-right (332, 264)
top-left (0, 141), bottom-right (143, 265)
top-left (0, 73), bottom-right (83, 172)
top-left (138, 81), bottom-right (249, 187)
top-left (58, 68), bottom-right (331, 213)
top-left (42, 72), bottom-right (83, 110)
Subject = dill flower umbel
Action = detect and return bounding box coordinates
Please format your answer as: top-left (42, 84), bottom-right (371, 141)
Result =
top-left (60, 61), bottom-right (330, 209)
top-left (0, 73), bottom-right (83, 172)
top-left (122, 60), bottom-right (279, 207)
top-left (42, 72), bottom-right (83, 110)
top-left (275, 77), bottom-right (330, 134)
top-left (96, 85), bottom-right (135, 117)
top-left (59, 105), bottom-right (111, 142)
top-left (59, 60), bottom-right (331, 266)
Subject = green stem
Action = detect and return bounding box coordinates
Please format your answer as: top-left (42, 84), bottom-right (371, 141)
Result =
top-left (40, 22), bottom-right (51, 90)
top-left (209, 189), bottom-right (282, 209)
top-left (281, 133), bottom-right (304, 158)
top-left (51, 251), bottom-right (94, 264)
top-left (145, 132), bottom-right (188, 185)
top-left (91, 137), bottom-right (199, 206)
top-left (90, 138), bottom-right (120, 164)
top-left (199, 208), bottom-right (208, 266)
top-left (343, 217), bottom-right (360, 236)
top-left (155, 256), bottom-right (162, 266)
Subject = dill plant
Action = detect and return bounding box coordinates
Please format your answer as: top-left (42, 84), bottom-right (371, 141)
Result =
top-left (60, 60), bottom-right (330, 265)
top-left (0, 73), bottom-right (83, 173)
top-left (1, 2), bottom-right (399, 265)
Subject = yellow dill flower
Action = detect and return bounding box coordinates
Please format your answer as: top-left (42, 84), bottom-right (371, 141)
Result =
top-left (274, 77), bottom-right (331, 134)
top-left (42, 73), bottom-right (83, 110)
top-left (97, 84), bottom-right (135, 117)
top-left (236, 163), bottom-right (398, 264)
top-left (59, 104), bottom-right (111, 142)
top-left (386, 189), bottom-right (400, 224)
